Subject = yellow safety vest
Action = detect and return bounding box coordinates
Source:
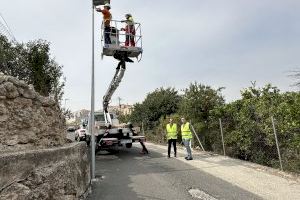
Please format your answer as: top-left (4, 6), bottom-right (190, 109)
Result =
top-left (166, 123), bottom-right (177, 139)
top-left (181, 122), bottom-right (192, 139)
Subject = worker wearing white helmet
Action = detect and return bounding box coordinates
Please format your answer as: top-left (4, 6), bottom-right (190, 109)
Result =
top-left (121, 13), bottom-right (136, 46)
top-left (96, 3), bottom-right (112, 44)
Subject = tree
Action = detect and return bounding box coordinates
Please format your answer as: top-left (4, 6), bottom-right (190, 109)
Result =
top-left (179, 82), bottom-right (225, 121)
top-left (210, 83), bottom-right (300, 172)
top-left (178, 82), bottom-right (225, 150)
top-left (0, 35), bottom-right (65, 103)
top-left (129, 87), bottom-right (181, 129)
top-left (290, 69), bottom-right (300, 89)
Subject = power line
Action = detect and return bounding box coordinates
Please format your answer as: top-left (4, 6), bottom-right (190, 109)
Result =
top-left (0, 13), bottom-right (16, 42)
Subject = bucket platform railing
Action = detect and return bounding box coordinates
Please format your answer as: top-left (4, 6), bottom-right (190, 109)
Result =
top-left (100, 19), bottom-right (143, 59)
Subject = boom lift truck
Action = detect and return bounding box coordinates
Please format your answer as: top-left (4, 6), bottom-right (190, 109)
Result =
top-left (89, 0), bottom-right (147, 153)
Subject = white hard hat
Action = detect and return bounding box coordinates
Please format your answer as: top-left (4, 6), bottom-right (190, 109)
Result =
top-left (104, 3), bottom-right (111, 8)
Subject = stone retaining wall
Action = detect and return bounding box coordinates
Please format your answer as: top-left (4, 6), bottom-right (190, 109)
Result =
top-left (0, 73), bottom-right (66, 151)
top-left (0, 142), bottom-right (90, 200)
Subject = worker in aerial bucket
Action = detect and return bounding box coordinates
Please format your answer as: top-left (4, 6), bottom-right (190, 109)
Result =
top-left (121, 13), bottom-right (136, 47)
top-left (96, 3), bottom-right (112, 44)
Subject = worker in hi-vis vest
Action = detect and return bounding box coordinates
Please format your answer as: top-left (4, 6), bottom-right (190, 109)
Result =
top-left (166, 118), bottom-right (177, 158)
top-left (121, 14), bottom-right (136, 47)
top-left (181, 117), bottom-right (193, 160)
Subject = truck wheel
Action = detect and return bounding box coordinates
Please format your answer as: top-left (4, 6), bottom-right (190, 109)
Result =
top-left (125, 143), bottom-right (132, 148)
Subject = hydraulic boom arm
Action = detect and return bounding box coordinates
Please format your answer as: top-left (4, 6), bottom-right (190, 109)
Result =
top-left (103, 61), bottom-right (126, 124)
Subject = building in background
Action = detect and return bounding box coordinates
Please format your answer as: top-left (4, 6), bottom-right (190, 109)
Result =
top-left (109, 104), bottom-right (134, 115)
top-left (66, 109), bottom-right (90, 125)
top-left (67, 105), bottom-right (133, 125)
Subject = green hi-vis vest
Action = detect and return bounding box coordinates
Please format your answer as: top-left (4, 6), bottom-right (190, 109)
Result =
top-left (181, 122), bottom-right (192, 139)
top-left (166, 123), bottom-right (177, 139)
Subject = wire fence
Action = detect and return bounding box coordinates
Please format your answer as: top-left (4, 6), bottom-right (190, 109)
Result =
top-left (189, 115), bottom-right (300, 174)
top-left (143, 113), bottom-right (300, 174)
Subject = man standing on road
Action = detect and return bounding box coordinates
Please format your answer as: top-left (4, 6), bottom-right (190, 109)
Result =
top-left (181, 118), bottom-right (193, 160)
top-left (166, 118), bottom-right (177, 158)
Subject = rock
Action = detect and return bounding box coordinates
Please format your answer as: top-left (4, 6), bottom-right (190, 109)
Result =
top-left (0, 114), bottom-right (8, 123)
top-left (7, 76), bottom-right (28, 88)
top-left (0, 183), bottom-right (31, 200)
top-left (18, 131), bottom-right (37, 144)
top-left (37, 96), bottom-right (55, 107)
top-left (22, 87), bottom-right (36, 99)
top-left (7, 76), bottom-right (21, 86)
top-left (6, 139), bottom-right (18, 146)
top-left (0, 104), bottom-right (8, 122)
top-left (0, 115), bottom-right (9, 123)
top-left (62, 195), bottom-right (76, 200)
top-left (4, 82), bottom-right (19, 99)
top-left (28, 84), bottom-right (34, 90)
top-left (18, 80), bottom-right (28, 88)
top-left (0, 84), bottom-right (6, 96)
top-left (13, 97), bottom-right (33, 109)
top-left (17, 87), bottom-right (24, 96)
top-left (18, 85), bottom-right (36, 99)
top-left (0, 74), bottom-right (8, 84)
top-left (27, 183), bottom-right (51, 200)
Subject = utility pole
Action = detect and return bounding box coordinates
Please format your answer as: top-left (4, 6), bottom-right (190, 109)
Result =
top-left (117, 97), bottom-right (122, 108)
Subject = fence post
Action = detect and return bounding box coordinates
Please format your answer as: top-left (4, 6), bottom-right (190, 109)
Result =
top-left (190, 123), bottom-right (205, 151)
top-left (271, 116), bottom-right (283, 171)
top-left (142, 121), bottom-right (145, 136)
top-left (219, 118), bottom-right (226, 156)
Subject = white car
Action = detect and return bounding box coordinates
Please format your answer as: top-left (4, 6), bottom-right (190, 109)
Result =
top-left (75, 128), bottom-right (87, 142)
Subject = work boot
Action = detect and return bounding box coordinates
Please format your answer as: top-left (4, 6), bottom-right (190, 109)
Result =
top-left (174, 153), bottom-right (177, 157)
top-left (186, 157), bottom-right (193, 161)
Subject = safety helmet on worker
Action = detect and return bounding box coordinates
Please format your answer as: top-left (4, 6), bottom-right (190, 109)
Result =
top-left (104, 3), bottom-right (111, 8)
top-left (125, 13), bottom-right (132, 18)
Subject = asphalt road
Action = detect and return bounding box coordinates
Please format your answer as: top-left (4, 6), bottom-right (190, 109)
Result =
top-left (87, 143), bottom-right (262, 200)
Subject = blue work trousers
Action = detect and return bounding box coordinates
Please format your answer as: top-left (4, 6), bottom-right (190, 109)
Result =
top-left (104, 26), bottom-right (111, 44)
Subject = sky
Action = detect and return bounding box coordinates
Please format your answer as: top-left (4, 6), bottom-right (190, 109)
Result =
top-left (1, 0), bottom-right (300, 111)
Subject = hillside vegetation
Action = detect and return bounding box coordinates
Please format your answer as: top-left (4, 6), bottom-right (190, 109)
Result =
top-left (121, 83), bottom-right (300, 173)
